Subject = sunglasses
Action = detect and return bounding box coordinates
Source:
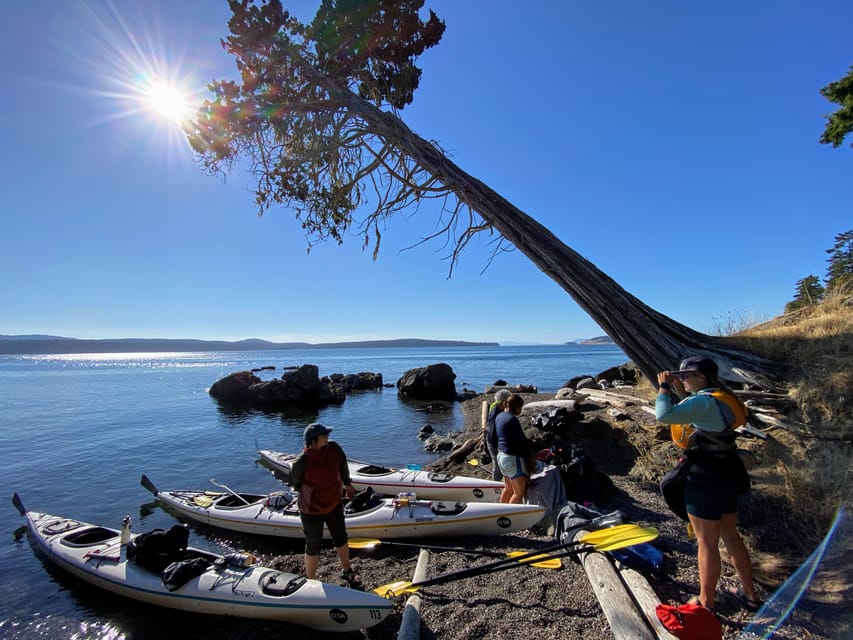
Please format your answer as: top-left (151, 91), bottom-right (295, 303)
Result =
top-left (677, 371), bottom-right (701, 380)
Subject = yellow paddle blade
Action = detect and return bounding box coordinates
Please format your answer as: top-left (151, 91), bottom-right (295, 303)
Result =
top-left (374, 580), bottom-right (416, 598)
top-left (577, 523), bottom-right (644, 546)
top-left (505, 551), bottom-right (562, 568)
top-left (591, 527), bottom-right (659, 552)
top-left (466, 459), bottom-right (479, 466)
top-left (348, 538), bottom-right (381, 550)
top-left (193, 495), bottom-right (214, 508)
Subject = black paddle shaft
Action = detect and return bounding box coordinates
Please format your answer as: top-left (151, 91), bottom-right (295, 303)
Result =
top-left (403, 539), bottom-right (588, 591)
top-left (375, 539), bottom-right (541, 560)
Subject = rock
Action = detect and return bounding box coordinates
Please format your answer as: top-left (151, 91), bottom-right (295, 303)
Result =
top-left (396, 363), bottom-right (457, 401)
top-left (563, 374), bottom-right (593, 389)
top-left (325, 371), bottom-right (383, 392)
top-left (596, 364), bottom-right (639, 385)
top-left (485, 383), bottom-right (538, 394)
top-left (457, 389), bottom-right (479, 402)
top-left (423, 434), bottom-right (455, 452)
top-left (576, 377), bottom-right (597, 390)
top-left (209, 371), bottom-right (261, 404)
top-left (418, 424), bottom-right (435, 439)
top-left (209, 365), bottom-right (345, 410)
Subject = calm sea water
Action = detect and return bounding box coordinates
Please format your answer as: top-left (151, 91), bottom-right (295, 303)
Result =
top-left (0, 344), bottom-right (625, 639)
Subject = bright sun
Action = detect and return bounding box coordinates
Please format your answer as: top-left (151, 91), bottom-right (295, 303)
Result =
top-left (143, 80), bottom-right (191, 124)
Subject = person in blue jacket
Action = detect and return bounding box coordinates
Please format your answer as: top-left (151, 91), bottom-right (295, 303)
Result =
top-left (656, 356), bottom-right (759, 612)
top-left (495, 394), bottom-right (531, 504)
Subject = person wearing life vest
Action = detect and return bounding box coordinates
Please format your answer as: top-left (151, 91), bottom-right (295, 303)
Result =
top-left (290, 423), bottom-right (364, 590)
top-left (656, 356), bottom-right (759, 612)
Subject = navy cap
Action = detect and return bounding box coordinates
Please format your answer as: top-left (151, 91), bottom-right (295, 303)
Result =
top-left (304, 423), bottom-right (333, 443)
top-left (672, 356), bottom-right (718, 378)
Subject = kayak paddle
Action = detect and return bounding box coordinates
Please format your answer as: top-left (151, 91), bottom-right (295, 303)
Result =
top-left (373, 524), bottom-right (659, 598)
top-left (348, 538), bottom-right (562, 569)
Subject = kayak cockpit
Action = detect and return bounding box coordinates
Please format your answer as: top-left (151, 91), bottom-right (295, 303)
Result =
top-left (213, 494), bottom-right (266, 508)
top-left (260, 570), bottom-right (307, 597)
top-left (353, 464), bottom-right (395, 477)
top-left (60, 526), bottom-right (118, 547)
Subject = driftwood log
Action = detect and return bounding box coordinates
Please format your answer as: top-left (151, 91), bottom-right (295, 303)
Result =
top-left (574, 530), bottom-right (657, 640)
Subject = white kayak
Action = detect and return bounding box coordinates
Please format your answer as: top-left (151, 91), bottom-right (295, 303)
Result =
top-left (141, 475), bottom-right (545, 540)
top-left (12, 493), bottom-right (391, 632)
top-left (258, 449), bottom-right (504, 502)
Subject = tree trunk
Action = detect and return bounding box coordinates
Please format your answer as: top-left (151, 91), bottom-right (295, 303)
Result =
top-left (306, 59), bottom-right (778, 387)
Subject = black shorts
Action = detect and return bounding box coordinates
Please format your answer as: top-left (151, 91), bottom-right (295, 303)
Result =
top-left (300, 503), bottom-right (347, 555)
top-left (684, 455), bottom-right (749, 520)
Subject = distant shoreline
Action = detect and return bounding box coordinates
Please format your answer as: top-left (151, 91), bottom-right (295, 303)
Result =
top-left (0, 335), bottom-right (500, 355)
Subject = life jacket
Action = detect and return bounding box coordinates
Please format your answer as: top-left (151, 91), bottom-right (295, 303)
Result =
top-left (670, 389), bottom-right (747, 452)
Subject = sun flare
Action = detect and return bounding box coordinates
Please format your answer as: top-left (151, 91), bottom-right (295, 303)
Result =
top-left (143, 79), bottom-right (191, 124)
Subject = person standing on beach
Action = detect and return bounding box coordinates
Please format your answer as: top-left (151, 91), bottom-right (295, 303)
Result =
top-left (495, 394), bottom-right (531, 503)
top-left (655, 356), bottom-right (759, 612)
top-left (289, 423), bottom-right (364, 590)
top-left (485, 388), bottom-right (512, 481)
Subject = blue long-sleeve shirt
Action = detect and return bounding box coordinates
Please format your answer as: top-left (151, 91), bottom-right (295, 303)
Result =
top-left (496, 411), bottom-right (529, 455)
top-left (655, 388), bottom-right (726, 432)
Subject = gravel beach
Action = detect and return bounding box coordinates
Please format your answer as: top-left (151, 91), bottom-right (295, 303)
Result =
top-left (246, 392), bottom-right (847, 640)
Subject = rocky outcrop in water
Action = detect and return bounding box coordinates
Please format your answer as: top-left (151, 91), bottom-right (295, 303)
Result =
top-left (209, 365), bottom-right (383, 410)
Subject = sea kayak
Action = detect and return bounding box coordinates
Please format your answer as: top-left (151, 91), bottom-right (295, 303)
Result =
top-left (258, 449), bottom-right (504, 502)
top-left (141, 475), bottom-right (545, 540)
top-left (12, 493), bottom-right (392, 632)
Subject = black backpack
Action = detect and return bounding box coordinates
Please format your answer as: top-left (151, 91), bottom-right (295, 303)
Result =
top-left (162, 557), bottom-right (212, 591)
top-left (127, 524), bottom-right (190, 573)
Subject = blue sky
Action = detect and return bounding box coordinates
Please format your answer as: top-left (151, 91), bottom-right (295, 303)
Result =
top-left (1, 1), bottom-right (850, 345)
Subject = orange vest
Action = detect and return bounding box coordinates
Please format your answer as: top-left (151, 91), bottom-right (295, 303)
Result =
top-left (671, 390), bottom-right (747, 450)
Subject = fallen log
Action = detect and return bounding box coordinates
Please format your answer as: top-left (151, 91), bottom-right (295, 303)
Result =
top-left (574, 530), bottom-right (656, 640)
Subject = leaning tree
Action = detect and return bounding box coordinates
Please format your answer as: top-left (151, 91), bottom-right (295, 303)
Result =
top-left (186, 0), bottom-right (776, 386)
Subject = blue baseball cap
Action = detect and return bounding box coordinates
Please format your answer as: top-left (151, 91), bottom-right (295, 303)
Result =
top-left (304, 423), bottom-right (333, 443)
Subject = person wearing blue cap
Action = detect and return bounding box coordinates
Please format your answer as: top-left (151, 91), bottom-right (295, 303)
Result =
top-left (656, 356), bottom-right (759, 612)
top-left (290, 423), bottom-right (363, 590)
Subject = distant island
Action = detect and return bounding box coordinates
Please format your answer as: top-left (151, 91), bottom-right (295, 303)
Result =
top-left (571, 336), bottom-right (616, 345)
top-left (0, 335), bottom-right (498, 355)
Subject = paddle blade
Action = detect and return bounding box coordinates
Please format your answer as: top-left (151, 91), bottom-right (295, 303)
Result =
top-left (140, 474), bottom-right (158, 495)
top-left (589, 527), bottom-right (659, 552)
top-left (576, 523), bottom-right (645, 546)
top-left (348, 538), bottom-right (382, 550)
top-left (505, 551), bottom-right (562, 569)
top-left (466, 459), bottom-right (479, 466)
top-left (374, 580), bottom-right (416, 598)
top-left (12, 493), bottom-right (26, 516)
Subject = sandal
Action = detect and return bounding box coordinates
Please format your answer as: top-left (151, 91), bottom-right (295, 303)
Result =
top-left (726, 585), bottom-right (761, 612)
top-left (342, 568), bottom-right (365, 591)
top-left (685, 595), bottom-right (714, 611)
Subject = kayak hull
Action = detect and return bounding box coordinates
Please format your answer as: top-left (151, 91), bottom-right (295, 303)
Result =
top-left (151, 484), bottom-right (546, 540)
top-left (18, 504), bottom-right (392, 631)
top-left (259, 449), bottom-right (504, 502)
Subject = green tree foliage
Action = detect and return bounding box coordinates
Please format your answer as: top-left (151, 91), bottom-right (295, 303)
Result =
top-left (825, 229), bottom-right (853, 293)
top-left (784, 275), bottom-right (825, 313)
top-left (187, 0), bottom-right (444, 254)
top-left (311, 0), bottom-right (445, 109)
top-left (819, 65), bottom-right (853, 148)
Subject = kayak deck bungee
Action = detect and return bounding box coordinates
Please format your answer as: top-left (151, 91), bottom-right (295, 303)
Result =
top-left (142, 475), bottom-right (545, 540)
top-left (258, 449), bottom-right (504, 502)
top-left (12, 493), bottom-right (392, 632)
